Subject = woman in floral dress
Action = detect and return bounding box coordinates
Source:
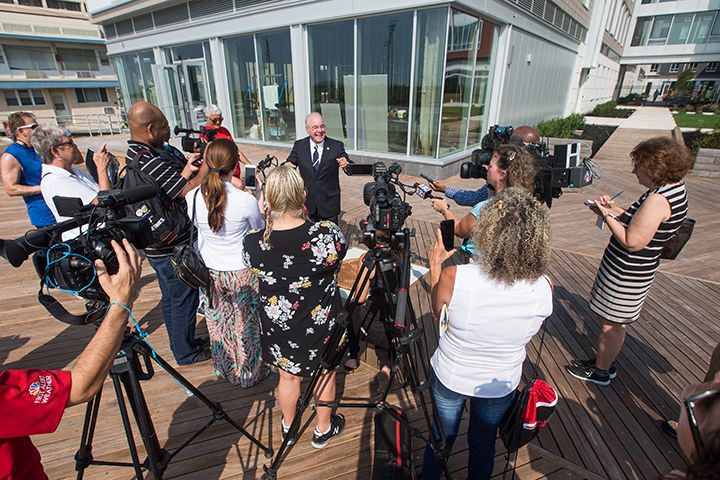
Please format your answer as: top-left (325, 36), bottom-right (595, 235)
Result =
top-left (244, 166), bottom-right (347, 449)
top-left (187, 138), bottom-right (269, 387)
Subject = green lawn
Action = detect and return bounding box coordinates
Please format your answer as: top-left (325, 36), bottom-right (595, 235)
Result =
top-left (673, 112), bottom-right (720, 129)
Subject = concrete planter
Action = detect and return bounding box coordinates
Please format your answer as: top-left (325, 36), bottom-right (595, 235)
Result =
top-left (693, 148), bottom-right (720, 178)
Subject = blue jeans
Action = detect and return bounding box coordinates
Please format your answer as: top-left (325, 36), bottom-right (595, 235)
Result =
top-left (147, 255), bottom-right (201, 365)
top-left (422, 371), bottom-right (516, 480)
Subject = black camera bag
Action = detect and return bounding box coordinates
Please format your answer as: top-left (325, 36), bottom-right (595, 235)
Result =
top-left (117, 150), bottom-right (192, 256)
top-left (171, 190), bottom-right (210, 290)
top-left (372, 406), bottom-right (413, 480)
top-left (660, 218), bottom-right (695, 260)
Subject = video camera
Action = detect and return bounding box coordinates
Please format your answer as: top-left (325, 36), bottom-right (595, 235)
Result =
top-left (0, 187), bottom-right (156, 323)
top-left (174, 125), bottom-right (217, 157)
top-left (460, 125), bottom-right (561, 208)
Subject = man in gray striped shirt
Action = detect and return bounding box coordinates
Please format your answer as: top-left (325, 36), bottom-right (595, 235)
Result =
top-left (125, 101), bottom-right (211, 365)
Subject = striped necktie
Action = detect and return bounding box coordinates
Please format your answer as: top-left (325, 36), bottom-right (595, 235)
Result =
top-left (312, 145), bottom-right (320, 175)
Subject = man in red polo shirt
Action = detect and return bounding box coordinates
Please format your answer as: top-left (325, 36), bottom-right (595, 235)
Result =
top-left (0, 239), bottom-right (141, 479)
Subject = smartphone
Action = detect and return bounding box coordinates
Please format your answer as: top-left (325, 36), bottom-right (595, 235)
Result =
top-left (244, 164), bottom-right (257, 190)
top-left (85, 148), bottom-right (98, 182)
top-left (440, 219), bottom-right (455, 251)
top-left (584, 199), bottom-right (596, 207)
top-left (420, 173), bottom-right (435, 184)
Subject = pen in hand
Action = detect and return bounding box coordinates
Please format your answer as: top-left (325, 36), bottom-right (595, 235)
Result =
top-left (609, 190), bottom-right (624, 201)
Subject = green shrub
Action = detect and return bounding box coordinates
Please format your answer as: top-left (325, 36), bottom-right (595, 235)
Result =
top-left (701, 131), bottom-right (720, 149)
top-left (679, 106), bottom-right (688, 114)
top-left (537, 113), bottom-right (586, 138)
top-left (590, 101), bottom-right (634, 118)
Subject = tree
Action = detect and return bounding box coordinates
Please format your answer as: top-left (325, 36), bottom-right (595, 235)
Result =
top-left (673, 69), bottom-right (695, 96)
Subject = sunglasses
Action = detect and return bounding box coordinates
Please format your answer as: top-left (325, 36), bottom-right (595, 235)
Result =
top-left (54, 139), bottom-right (76, 149)
top-left (209, 117), bottom-right (223, 123)
top-left (17, 123), bottom-right (38, 130)
top-left (684, 387), bottom-right (720, 454)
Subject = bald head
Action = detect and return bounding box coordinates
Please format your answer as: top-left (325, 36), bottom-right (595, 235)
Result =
top-left (512, 126), bottom-right (540, 144)
top-left (128, 101), bottom-right (170, 148)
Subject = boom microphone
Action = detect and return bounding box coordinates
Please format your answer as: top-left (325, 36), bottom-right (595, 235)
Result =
top-left (415, 183), bottom-right (438, 200)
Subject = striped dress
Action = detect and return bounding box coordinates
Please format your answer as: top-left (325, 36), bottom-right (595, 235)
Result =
top-left (589, 183), bottom-right (688, 324)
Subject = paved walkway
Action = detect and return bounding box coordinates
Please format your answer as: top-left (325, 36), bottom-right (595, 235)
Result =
top-left (584, 106), bottom-right (676, 130)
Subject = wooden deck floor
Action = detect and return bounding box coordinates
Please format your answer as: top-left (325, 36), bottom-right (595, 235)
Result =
top-left (2, 130), bottom-right (719, 479)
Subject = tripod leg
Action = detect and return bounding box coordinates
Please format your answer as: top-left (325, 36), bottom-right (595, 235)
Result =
top-left (74, 387), bottom-right (102, 480)
top-left (111, 371), bottom-right (147, 479)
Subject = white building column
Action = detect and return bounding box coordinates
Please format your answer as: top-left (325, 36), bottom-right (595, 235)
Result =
top-left (208, 37), bottom-right (235, 137)
top-left (289, 24), bottom-right (309, 139)
top-left (487, 23), bottom-right (512, 126)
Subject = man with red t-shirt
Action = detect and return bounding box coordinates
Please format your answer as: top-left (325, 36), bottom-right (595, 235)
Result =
top-left (0, 239), bottom-right (141, 479)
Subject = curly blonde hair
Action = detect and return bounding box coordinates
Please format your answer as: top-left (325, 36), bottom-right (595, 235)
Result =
top-left (495, 144), bottom-right (536, 193)
top-left (262, 166), bottom-right (307, 244)
top-left (472, 187), bottom-right (550, 284)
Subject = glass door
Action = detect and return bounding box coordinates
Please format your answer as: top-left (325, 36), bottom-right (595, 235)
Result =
top-left (181, 60), bottom-right (211, 129)
top-left (152, 64), bottom-right (185, 129)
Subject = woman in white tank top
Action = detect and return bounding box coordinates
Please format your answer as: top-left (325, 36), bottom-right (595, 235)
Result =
top-left (422, 188), bottom-right (554, 480)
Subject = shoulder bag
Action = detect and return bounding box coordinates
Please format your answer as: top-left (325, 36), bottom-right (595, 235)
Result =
top-left (171, 190), bottom-right (210, 290)
top-left (660, 218), bottom-right (695, 260)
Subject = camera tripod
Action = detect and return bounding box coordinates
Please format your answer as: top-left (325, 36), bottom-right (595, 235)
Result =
top-left (261, 228), bottom-right (452, 480)
top-left (73, 330), bottom-right (273, 479)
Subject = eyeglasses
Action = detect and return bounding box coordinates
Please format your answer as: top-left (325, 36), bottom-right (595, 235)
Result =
top-left (209, 117), bottom-right (223, 123)
top-left (17, 123), bottom-right (38, 131)
top-left (684, 387), bottom-right (720, 454)
top-left (308, 124), bottom-right (325, 131)
top-left (54, 139), bottom-right (76, 149)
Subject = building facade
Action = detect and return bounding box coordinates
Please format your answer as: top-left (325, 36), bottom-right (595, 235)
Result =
top-left (85, 0), bottom-right (618, 172)
top-left (0, 0), bottom-right (121, 133)
top-left (621, 0), bottom-right (720, 101)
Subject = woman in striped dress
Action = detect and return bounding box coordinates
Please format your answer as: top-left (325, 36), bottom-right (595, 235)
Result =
top-left (566, 137), bottom-right (691, 386)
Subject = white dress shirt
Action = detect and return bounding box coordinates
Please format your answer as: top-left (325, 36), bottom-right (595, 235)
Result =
top-left (41, 164), bottom-right (99, 240)
top-left (310, 139), bottom-right (325, 165)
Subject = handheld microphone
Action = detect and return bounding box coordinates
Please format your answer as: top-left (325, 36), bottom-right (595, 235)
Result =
top-left (415, 183), bottom-right (438, 200)
top-left (95, 186), bottom-right (158, 208)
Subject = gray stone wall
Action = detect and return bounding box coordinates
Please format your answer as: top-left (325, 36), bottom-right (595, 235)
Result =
top-left (693, 148), bottom-right (720, 179)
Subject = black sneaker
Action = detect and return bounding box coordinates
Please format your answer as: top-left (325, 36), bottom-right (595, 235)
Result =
top-left (281, 418), bottom-right (297, 446)
top-left (570, 358), bottom-right (617, 379)
top-left (565, 364), bottom-right (611, 386)
top-left (310, 414), bottom-right (345, 449)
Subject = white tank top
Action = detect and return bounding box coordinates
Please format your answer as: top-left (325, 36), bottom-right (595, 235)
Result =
top-left (430, 264), bottom-right (553, 398)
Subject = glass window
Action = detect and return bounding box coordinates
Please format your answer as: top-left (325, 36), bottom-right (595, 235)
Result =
top-left (4, 91), bottom-right (19, 107)
top-left (114, 53), bottom-right (145, 110)
top-left (56, 48), bottom-right (99, 71)
top-left (648, 15), bottom-right (672, 45)
top-left (650, 63), bottom-right (659, 73)
top-left (667, 13), bottom-right (693, 44)
top-left (256, 30), bottom-right (295, 142)
top-left (32, 89), bottom-right (45, 105)
top-left (18, 0), bottom-right (42, 6)
top-left (4, 45), bottom-right (57, 72)
top-left (308, 20), bottom-right (355, 149)
top-left (225, 35), bottom-right (261, 140)
top-left (165, 42), bottom-right (216, 106)
top-left (706, 63), bottom-right (718, 73)
top-left (17, 90), bottom-right (33, 106)
top-left (411, 8), bottom-right (448, 157)
top-left (711, 14), bottom-right (720, 42)
top-left (46, 0), bottom-right (82, 11)
top-left (439, 9), bottom-right (479, 157)
top-left (138, 51), bottom-right (157, 105)
top-left (76, 88), bottom-right (108, 103)
top-left (669, 63), bottom-right (681, 73)
top-left (688, 11), bottom-right (716, 44)
top-left (631, 17), bottom-right (653, 46)
top-left (357, 12), bottom-right (413, 153)
top-left (467, 20), bottom-right (496, 147)
top-left (689, 62), bottom-right (698, 72)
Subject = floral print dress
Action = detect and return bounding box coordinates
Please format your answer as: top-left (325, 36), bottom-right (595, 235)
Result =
top-left (243, 221), bottom-right (347, 377)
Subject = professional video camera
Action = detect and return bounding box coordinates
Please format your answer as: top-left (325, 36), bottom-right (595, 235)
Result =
top-left (0, 187), bottom-right (156, 322)
top-left (460, 124), bottom-right (561, 208)
top-left (174, 125), bottom-right (217, 156)
top-left (359, 162), bottom-right (413, 248)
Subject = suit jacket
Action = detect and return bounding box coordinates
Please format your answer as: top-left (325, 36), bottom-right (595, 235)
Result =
top-left (287, 136), bottom-right (350, 219)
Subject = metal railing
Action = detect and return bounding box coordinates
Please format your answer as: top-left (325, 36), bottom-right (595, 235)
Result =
top-left (31, 113), bottom-right (129, 136)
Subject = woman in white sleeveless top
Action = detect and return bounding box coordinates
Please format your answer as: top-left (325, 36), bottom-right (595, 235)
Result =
top-left (423, 188), bottom-right (554, 480)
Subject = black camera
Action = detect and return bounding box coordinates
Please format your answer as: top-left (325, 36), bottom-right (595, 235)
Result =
top-left (0, 187), bottom-right (156, 322)
top-left (460, 125), bottom-right (561, 208)
top-left (174, 125), bottom-right (217, 156)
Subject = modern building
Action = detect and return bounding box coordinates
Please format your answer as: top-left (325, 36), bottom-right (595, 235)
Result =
top-left (0, 0), bottom-right (121, 134)
top-left (85, 0), bottom-right (624, 174)
top-left (621, 0), bottom-right (720, 101)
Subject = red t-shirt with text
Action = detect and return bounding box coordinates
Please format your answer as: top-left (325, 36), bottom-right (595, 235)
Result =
top-left (0, 369), bottom-right (71, 479)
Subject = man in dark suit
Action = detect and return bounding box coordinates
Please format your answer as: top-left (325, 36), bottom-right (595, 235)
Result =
top-left (287, 112), bottom-right (350, 225)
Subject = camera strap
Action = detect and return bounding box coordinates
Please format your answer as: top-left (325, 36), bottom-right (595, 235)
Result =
top-left (37, 280), bottom-right (106, 325)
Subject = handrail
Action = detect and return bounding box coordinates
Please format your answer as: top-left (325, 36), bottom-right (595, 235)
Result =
top-left (25, 113), bottom-right (128, 136)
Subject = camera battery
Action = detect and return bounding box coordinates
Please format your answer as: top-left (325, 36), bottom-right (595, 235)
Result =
top-left (567, 164), bottom-right (593, 188)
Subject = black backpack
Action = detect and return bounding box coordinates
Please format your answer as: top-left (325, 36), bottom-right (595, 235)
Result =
top-left (116, 150), bottom-right (191, 255)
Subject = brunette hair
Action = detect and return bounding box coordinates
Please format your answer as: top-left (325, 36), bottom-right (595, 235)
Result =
top-left (494, 144), bottom-right (536, 193)
top-left (631, 137), bottom-right (691, 185)
top-left (200, 138), bottom-right (239, 232)
top-left (7, 111), bottom-right (36, 141)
